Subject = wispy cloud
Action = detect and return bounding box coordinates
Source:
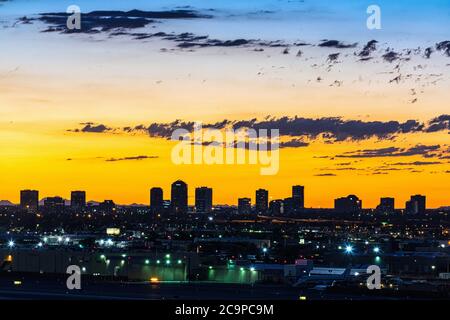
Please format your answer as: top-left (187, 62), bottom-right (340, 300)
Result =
top-left (336, 144), bottom-right (442, 158)
top-left (105, 155), bottom-right (159, 162)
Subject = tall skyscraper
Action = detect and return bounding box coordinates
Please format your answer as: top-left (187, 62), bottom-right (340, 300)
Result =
top-left (20, 190), bottom-right (39, 211)
top-left (71, 191), bottom-right (86, 209)
top-left (238, 198), bottom-right (251, 214)
top-left (292, 185), bottom-right (305, 210)
top-left (171, 180), bottom-right (188, 214)
top-left (195, 187), bottom-right (213, 213)
top-left (405, 195), bottom-right (426, 214)
top-left (255, 189), bottom-right (269, 213)
top-left (334, 195), bottom-right (362, 213)
top-left (377, 197), bottom-right (395, 214)
top-left (150, 187), bottom-right (164, 212)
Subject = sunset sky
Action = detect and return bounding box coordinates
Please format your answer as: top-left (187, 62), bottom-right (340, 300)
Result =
top-left (0, 0), bottom-right (449, 208)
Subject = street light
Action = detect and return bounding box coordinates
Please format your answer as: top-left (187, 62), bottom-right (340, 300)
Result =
top-left (8, 240), bottom-right (15, 248)
top-left (345, 245), bottom-right (353, 254)
top-left (373, 247), bottom-right (380, 253)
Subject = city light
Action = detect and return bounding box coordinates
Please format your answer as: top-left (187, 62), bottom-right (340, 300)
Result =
top-left (345, 245), bottom-right (353, 254)
top-left (250, 267), bottom-right (255, 272)
top-left (262, 247), bottom-right (268, 253)
top-left (156, 260), bottom-right (161, 264)
top-left (177, 260), bottom-right (182, 264)
top-left (37, 242), bottom-right (43, 248)
top-left (145, 259), bottom-right (150, 265)
top-left (373, 247), bottom-right (380, 253)
top-left (8, 240), bottom-right (15, 248)
top-left (150, 277), bottom-right (159, 283)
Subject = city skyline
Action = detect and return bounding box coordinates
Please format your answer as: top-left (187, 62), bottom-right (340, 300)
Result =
top-left (3, 182), bottom-right (436, 210)
top-left (0, 0), bottom-right (449, 209)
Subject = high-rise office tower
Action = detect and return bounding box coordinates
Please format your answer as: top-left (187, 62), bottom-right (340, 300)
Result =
top-left (292, 185), bottom-right (305, 210)
top-left (405, 195), bottom-right (426, 214)
top-left (71, 191), bottom-right (86, 209)
top-left (255, 189), bottom-right (269, 213)
top-left (377, 197), bottom-right (395, 214)
top-left (171, 180), bottom-right (188, 214)
top-left (195, 187), bottom-right (213, 213)
top-left (20, 190), bottom-right (39, 211)
top-left (238, 198), bottom-right (252, 214)
top-left (150, 187), bottom-right (164, 212)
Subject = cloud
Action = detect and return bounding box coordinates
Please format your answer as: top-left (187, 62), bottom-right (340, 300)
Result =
top-left (68, 123), bottom-right (111, 133)
top-left (68, 115), bottom-right (449, 144)
top-left (39, 10), bottom-right (211, 34)
top-left (426, 114), bottom-right (450, 132)
top-left (279, 138), bottom-right (309, 148)
top-left (314, 173), bottom-right (337, 177)
top-left (387, 161), bottom-right (442, 166)
top-left (337, 144), bottom-right (441, 158)
top-left (105, 155), bottom-right (159, 162)
top-left (318, 40), bottom-right (357, 49)
top-left (133, 116), bottom-right (428, 142)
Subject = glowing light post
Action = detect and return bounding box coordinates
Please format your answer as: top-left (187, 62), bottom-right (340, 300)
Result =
top-left (262, 247), bottom-right (268, 259)
top-left (344, 244), bottom-right (354, 265)
top-left (7, 240), bottom-right (15, 250)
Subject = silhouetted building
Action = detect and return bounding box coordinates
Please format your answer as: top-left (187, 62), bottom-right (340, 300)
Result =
top-left (334, 195), bottom-right (362, 213)
top-left (283, 197), bottom-right (294, 214)
top-left (269, 199), bottom-right (284, 215)
top-left (171, 180), bottom-right (188, 214)
top-left (150, 187), bottom-right (164, 212)
top-left (292, 185), bottom-right (305, 210)
top-left (376, 197), bottom-right (395, 214)
top-left (255, 189), bottom-right (269, 213)
top-left (71, 191), bottom-right (86, 209)
top-left (44, 197), bottom-right (65, 209)
top-left (195, 187), bottom-right (213, 213)
top-left (20, 190), bottom-right (39, 211)
top-left (238, 198), bottom-right (251, 214)
top-left (405, 195), bottom-right (426, 214)
top-left (99, 200), bottom-right (115, 213)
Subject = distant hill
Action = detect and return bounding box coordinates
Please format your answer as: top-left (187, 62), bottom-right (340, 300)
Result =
top-left (0, 200), bottom-right (15, 206)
